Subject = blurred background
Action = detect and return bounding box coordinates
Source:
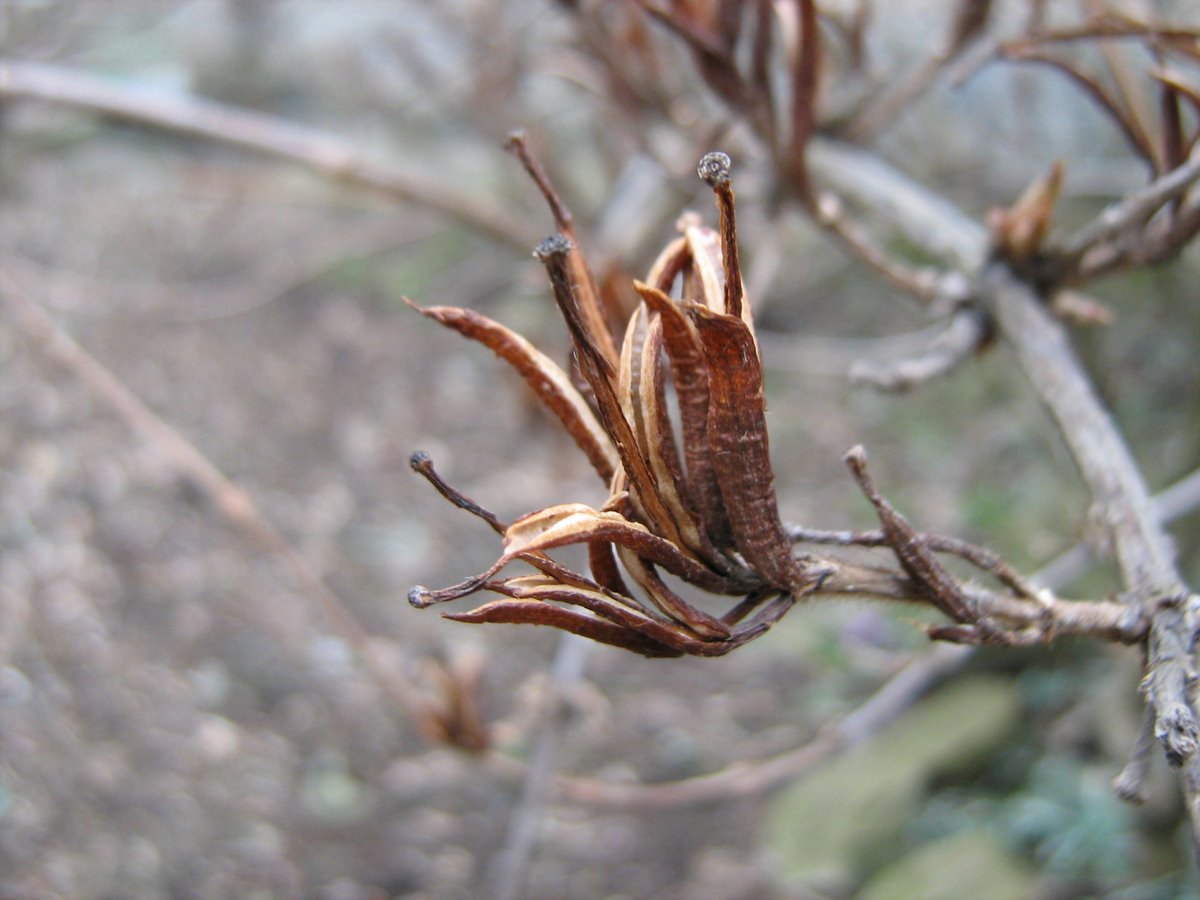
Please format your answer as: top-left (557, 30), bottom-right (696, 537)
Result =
top-left (2, 1), bottom-right (1199, 897)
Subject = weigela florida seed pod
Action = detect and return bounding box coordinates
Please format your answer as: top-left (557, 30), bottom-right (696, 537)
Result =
top-left (406, 152), bottom-right (829, 657)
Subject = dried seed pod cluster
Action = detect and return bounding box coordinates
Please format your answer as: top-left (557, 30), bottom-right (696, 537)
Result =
top-left (407, 152), bottom-right (829, 657)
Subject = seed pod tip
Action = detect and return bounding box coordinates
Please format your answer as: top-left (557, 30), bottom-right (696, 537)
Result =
top-left (533, 234), bottom-right (573, 260)
top-left (843, 444), bottom-right (868, 468)
top-left (698, 151), bottom-right (732, 188)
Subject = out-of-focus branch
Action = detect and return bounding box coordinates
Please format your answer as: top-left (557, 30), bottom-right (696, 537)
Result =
top-left (979, 265), bottom-right (1183, 598)
top-left (1059, 147), bottom-right (1200, 277)
top-left (0, 60), bottom-right (538, 251)
top-left (812, 192), bottom-right (963, 305)
top-left (0, 272), bottom-right (435, 731)
top-left (484, 642), bottom-right (974, 810)
top-left (1156, 467), bottom-right (1200, 524)
top-left (1065, 149), bottom-right (1200, 254)
top-left (997, 19), bottom-right (1200, 52)
top-left (491, 634), bottom-right (592, 900)
top-left (848, 308), bottom-right (988, 391)
top-left (840, 0), bottom-right (995, 142)
top-left (3, 222), bottom-right (433, 325)
top-left (806, 138), bottom-right (987, 270)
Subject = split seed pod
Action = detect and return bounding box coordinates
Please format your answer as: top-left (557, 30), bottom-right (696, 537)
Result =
top-left (407, 152), bottom-right (828, 657)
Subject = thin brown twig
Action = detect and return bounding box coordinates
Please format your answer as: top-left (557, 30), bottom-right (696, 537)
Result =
top-left (1083, 0), bottom-right (1160, 171)
top-left (0, 59), bottom-right (538, 251)
top-left (789, 521), bottom-right (1038, 600)
top-left (783, 0), bottom-right (821, 197)
top-left (1000, 48), bottom-right (1158, 165)
top-left (843, 445), bottom-right (974, 623)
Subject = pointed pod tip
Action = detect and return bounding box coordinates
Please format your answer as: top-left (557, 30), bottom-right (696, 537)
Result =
top-left (400, 295), bottom-right (427, 314)
top-left (697, 151), bottom-right (732, 188)
top-left (533, 234), bottom-right (573, 260)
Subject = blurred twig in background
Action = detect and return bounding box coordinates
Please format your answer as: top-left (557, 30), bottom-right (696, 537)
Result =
top-left (0, 60), bottom-right (539, 250)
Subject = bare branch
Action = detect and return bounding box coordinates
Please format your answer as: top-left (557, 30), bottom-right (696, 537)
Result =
top-left (849, 308), bottom-right (989, 391)
top-left (1060, 148), bottom-right (1200, 278)
top-left (978, 265), bottom-right (1184, 598)
top-left (499, 642), bottom-right (976, 810)
top-left (813, 192), bottom-right (959, 305)
top-left (491, 634), bottom-right (593, 900)
top-left (0, 60), bottom-right (538, 250)
top-left (806, 139), bottom-right (987, 270)
top-left (1157, 467), bottom-right (1200, 524)
top-left (1061, 147), bottom-right (1200, 260)
top-left (841, 0), bottom-right (994, 142)
top-left (790, 523), bottom-right (1038, 600)
top-left (1114, 704), bottom-right (1158, 804)
top-left (1143, 595), bottom-right (1200, 767)
top-left (0, 273), bottom-right (428, 726)
top-left (790, 138), bottom-right (1199, 803)
top-left (1031, 465), bottom-right (1200, 589)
